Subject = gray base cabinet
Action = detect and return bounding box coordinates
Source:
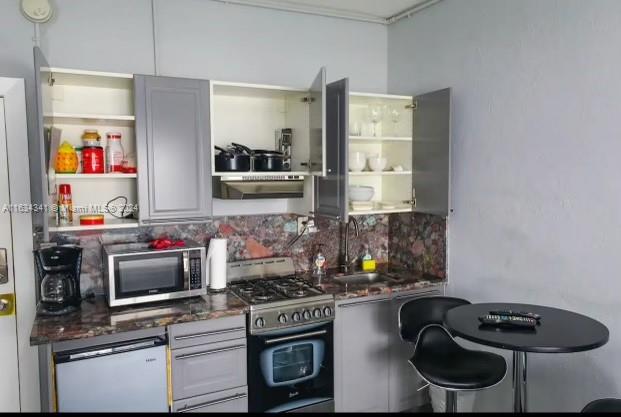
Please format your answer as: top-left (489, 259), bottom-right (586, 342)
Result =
top-left (168, 315), bottom-right (248, 413)
top-left (334, 288), bottom-right (443, 413)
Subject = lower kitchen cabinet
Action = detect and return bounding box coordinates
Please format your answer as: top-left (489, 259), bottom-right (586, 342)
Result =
top-left (172, 386), bottom-right (248, 413)
top-left (334, 288), bottom-right (443, 413)
top-left (334, 296), bottom-right (391, 412)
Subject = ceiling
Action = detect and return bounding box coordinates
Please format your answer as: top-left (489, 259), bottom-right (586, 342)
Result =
top-left (214, 0), bottom-right (438, 24)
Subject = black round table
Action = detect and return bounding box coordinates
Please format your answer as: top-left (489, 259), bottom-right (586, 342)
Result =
top-left (445, 303), bottom-right (609, 412)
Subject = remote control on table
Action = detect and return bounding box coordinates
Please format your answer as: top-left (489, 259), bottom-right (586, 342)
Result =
top-left (478, 314), bottom-right (538, 329)
top-left (489, 310), bottom-right (541, 321)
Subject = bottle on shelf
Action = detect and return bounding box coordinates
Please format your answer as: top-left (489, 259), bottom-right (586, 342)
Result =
top-left (57, 184), bottom-right (73, 226)
top-left (105, 132), bottom-right (124, 173)
top-left (82, 129), bottom-right (104, 174)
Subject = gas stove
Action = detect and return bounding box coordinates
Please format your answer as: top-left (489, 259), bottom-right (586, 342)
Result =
top-left (227, 257), bottom-right (335, 334)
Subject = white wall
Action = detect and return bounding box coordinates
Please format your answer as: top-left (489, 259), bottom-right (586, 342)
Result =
top-left (389, 0), bottom-right (621, 412)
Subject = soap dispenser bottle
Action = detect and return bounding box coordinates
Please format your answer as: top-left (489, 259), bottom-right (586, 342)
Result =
top-left (312, 244), bottom-right (327, 276)
top-left (361, 245), bottom-right (376, 272)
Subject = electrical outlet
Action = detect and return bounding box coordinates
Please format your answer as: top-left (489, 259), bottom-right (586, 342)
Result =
top-left (297, 216), bottom-right (318, 235)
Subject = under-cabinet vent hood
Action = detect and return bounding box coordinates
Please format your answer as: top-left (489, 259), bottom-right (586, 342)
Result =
top-left (213, 175), bottom-right (304, 200)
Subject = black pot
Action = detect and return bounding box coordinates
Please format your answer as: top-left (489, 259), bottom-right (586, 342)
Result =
top-left (252, 150), bottom-right (284, 171)
top-left (214, 145), bottom-right (251, 172)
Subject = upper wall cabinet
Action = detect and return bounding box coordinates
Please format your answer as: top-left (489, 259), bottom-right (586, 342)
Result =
top-left (32, 47), bottom-right (140, 240)
top-left (134, 75), bottom-right (212, 223)
top-left (210, 67), bottom-right (326, 177)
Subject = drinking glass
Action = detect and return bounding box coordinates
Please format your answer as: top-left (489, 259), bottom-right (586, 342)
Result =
top-left (367, 104), bottom-right (384, 137)
top-left (389, 106), bottom-right (401, 136)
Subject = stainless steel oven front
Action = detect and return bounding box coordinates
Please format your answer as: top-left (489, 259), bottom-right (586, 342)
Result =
top-left (247, 320), bottom-right (334, 413)
top-left (103, 243), bottom-right (207, 307)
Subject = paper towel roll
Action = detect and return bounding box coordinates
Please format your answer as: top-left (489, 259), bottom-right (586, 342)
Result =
top-left (207, 238), bottom-right (227, 291)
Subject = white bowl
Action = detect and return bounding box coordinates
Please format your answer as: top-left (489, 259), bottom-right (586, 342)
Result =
top-left (368, 156), bottom-right (387, 172)
top-left (349, 151), bottom-right (366, 172)
top-left (349, 185), bottom-right (374, 201)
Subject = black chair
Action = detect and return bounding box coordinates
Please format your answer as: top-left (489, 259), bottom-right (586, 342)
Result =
top-left (399, 297), bottom-right (507, 412)
top-left (582, 399), bottom-right (621, 413)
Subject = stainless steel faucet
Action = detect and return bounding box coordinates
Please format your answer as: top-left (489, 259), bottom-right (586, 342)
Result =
top-left (341, 217), bottom-right (359, 273)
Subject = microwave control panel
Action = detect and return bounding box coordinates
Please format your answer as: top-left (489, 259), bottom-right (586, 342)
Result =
top-left (189, 256), bottom-right (203, 290)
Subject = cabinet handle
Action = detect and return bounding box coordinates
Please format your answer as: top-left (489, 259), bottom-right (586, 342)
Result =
top-left (178, 393), bottom-right (247, 412)
top-left (174, 344), bottom-right (245, 360)
top-left (173, 326), bottom-right (245, 341)
top-left (393, 290), bottom-right (440, 301)
top-left (264, 329), bottom-right (327, 345)
top-left (338, 297), bottom-right (390, 308)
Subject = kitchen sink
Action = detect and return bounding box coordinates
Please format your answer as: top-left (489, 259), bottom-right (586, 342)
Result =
top-left (333, 272), bottom-right (396, 285)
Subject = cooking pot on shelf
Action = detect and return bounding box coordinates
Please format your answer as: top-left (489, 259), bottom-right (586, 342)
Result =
top-left (231, 143), bottom-right (285, 172)
top-left (214, 145), bottom-right (251, 172)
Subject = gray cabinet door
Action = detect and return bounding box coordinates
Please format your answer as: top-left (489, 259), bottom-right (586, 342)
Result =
top-left (309, 67), bottom-right (326, 176)
top-left (334, 297), bottom-right (390, 412)
top-left (313, 78), bottom-right (349, 222)
top-left (412, 88), bottom-right (451, 216)
top-left (32, 47), bottom-right (52, 241)
top-left (135, 75), bottom-right (212, 223)
top-left (388, 290), bottom-right (442, 412)
top-left (171, 338), bottom-right (247, 401)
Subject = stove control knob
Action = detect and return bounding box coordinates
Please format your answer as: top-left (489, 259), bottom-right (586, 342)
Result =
top-left (323, 306), bottom-right (333, 317)
top-left (313, 308), bottom-right (322, 319)
top-left (292, 312), bottom-right (301, 322)
top-left (278, 313), bottom-right (288, 324)
top-left (302, 310), bottom-right (311, 320)
top-left (255, 317), bottom-right (265, 328)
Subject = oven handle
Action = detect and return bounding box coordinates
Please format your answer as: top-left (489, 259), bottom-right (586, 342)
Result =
top-left (178, 393), bottom-right (248, 412)
top-left (173, 326), bottom-right (245, 341)
top-left (264, 329), bottom-right (327, 345)
top-left (174, 344), bottom-right (246, 360)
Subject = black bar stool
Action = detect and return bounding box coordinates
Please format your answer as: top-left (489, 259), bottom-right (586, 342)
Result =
top-left (399, 297), bottom-right (508, 412)
top-left (582, 398), bottom-right (621, 412)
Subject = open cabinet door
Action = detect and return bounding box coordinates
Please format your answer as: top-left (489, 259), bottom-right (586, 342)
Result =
top-left (309, 67), bottom-right (326, 176)
top-left (313, 78), bottom-right (349, 222)
top-left (32, 47), bottom-right (53, 242)
top-left (412, 88), bottom-right (451, 216)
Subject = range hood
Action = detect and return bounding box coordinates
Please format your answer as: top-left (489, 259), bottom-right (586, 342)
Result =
top-left (213, 175), bottom-right (304, 200)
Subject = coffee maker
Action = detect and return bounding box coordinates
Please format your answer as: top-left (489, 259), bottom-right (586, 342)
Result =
top-left (34, 246), bottom-right (82, 315)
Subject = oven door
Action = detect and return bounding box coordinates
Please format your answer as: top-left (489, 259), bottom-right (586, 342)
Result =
top-left (111, 251), bottom-right (188, 303)
top-left (248, 322), bottom-right (333, 413)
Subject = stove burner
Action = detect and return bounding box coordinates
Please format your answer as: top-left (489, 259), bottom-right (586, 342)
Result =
top-left (253, 294), bottom-right (273, 302)
top-left (230, 275), bottom-right (325, 305)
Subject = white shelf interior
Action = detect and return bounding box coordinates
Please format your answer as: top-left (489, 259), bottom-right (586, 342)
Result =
top-left (49, 217), bottom-right (139, 233)
top-left (349, 136), bottom-right (412, 142)
top-left (349, 95), bottom-right (413, 139)
top-left (54, 173), bottom-right (137, 179)
top-left (349, 206), bottom-right (412, 216)
top-left (349, 170), bottom-right (412, 176)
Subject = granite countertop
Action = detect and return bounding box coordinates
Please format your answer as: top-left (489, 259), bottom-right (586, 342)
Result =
top-left (30, 291), bottom-right (248, 346)
top-left (30, 264), bottom-right (445, 345)
top-left (301, 263), bottom-right (446, 301)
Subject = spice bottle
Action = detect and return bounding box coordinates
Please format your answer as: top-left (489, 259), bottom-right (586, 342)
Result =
top-left (57, 184), bottom-right (73, 226)
top-left (105, 132), bottom-right (124, 173)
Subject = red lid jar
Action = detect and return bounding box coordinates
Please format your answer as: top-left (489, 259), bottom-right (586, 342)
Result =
top-left (82, 143), bottom-right (104, 174)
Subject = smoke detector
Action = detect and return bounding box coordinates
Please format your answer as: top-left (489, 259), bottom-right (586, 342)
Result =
top-left (21, 0), bottom-right (54, 23)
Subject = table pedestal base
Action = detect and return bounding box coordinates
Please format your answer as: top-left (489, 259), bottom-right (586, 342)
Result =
top-left (512, 351), bottom-right (527, 412)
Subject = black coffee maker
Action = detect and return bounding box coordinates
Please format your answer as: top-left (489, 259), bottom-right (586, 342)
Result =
top-left (34, 246), bottom-right (82, 315)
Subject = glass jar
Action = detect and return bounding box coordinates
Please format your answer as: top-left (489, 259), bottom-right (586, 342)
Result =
top-left (105, 132), bottom-right (124, 173)
top-left (82, 140), bottom-right (105, 174)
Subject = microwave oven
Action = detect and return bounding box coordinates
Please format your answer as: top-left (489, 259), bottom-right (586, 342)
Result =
top-left (103, 242), bottom-right (207, 307)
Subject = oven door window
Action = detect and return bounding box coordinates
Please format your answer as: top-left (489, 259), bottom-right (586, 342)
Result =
top-left (260, 340), bottom-right (325, 387)
top-left (114, 253), bottom-right (185, 299)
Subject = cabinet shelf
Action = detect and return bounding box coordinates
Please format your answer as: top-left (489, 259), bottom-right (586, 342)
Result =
top-left (349, 207), bottom-right (412, 216)
top-left (349, 136), bottom-right (412, 142)
top-left (48, 218), bottom-right (139, 232)
top-left (44, 113), bottom-right (135, 125)
top-left (349, 171), bottom-right (412, 176)
top-left (54, 173), bottom-right (137, 179)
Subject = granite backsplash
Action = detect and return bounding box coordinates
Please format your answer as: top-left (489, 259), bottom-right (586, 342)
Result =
top-left (49, 213), bottom-right (445, 296)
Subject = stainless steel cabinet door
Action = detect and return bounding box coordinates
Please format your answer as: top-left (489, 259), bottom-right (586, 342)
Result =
top-left (313, 78), bottom-right (349, 222)
top-left (334, 297), bottom-right (390, 412)
top-left (388, 290), bottom-right (441, 412)
top-left (309, 67), bottom-right (326, 176)
top-left (412, 88), bottom-right (451, 216)
top-left (173, 386), bottom-right (248, 413)
top-left (171, 338), bottom-right (247, 401)
top-left (135, 75), bottom-right (212, 223)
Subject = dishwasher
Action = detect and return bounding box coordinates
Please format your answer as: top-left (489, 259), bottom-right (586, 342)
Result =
top-left (54, 335), bottom-right (169, 412)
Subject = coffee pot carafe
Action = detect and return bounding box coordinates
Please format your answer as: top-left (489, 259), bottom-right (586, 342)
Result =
top-left (34, 246), bottom-right (82, 315)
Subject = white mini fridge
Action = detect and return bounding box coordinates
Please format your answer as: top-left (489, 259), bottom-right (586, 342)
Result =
top-left (55, 336), bottom-right (169, 412)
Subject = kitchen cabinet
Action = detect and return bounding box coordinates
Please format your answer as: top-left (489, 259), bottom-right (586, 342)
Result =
top-left (135, 75), bottom-right (212, 223)
top-left (32, 47), bottom-right (139, 239)
top-left (314, 78), bottom-right (349, 222)
top-left (168, 315), bottom-right (248, 412)
top-left (334, 296), bottom-right (391, 412)
top-left (346, 88), bottom-right (452, 217)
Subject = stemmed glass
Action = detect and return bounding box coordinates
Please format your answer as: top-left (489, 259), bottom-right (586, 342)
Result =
top-left (367, 104), bottom-right (384, 137)
top-left (389, 106), bottom-right (401, 136)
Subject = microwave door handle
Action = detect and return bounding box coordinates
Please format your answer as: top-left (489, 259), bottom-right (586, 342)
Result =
top-left (183, 251), bottom-right (190, 288)
top-left (264, 329), bottom-right (327, 345)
